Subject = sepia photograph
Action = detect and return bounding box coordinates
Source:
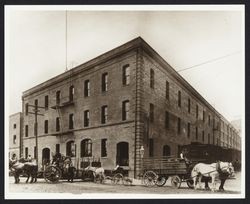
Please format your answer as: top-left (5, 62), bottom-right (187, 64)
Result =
top-left (5, 5), bottom-right (244, 199)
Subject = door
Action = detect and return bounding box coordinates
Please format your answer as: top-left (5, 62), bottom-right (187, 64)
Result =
top-left (42, 148), bottom-right (50, 165)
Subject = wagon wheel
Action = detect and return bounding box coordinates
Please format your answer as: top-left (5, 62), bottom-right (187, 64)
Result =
top-left (44, 166), bottom-right (62, 183)
top-left (186, 179), bottom-right (194, 189)
top-left (143, 171), bottom-right (158, 187)
top-left (112, 173), bottom-right (124, 185)
top-left (156, 176), bottom-right (168, 187)
top-left (171, 175), bottom-right (182, 189)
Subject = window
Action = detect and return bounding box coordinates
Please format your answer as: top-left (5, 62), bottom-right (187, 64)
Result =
top-left (101, 106), bottom-right (108, 124)
top-left (45, 95), bottom-right (49, 110)
top-left (56, 117), bottom-right (60, 132)
top-left (102, 73), bottom-right (108, 92)
top-left (69, 114), bottom-right (74, 129)
top-left (149, 139), bottom-right (154, 157)
top-left (84, 110), bottom-right (90, 127)
top-left (69, 85), bottom-right (74, 101)
top-left (202, 131), bottom-right (205, 142)
top-left (196, 105), bottom-right (199, 119)
top-left (81, 139), bottom-right (92, 157)
top-left (178, 91), bottom-right (181, 107)
top-left (122, 100), bottom-right (130, 121)
top-left (165, 111), bottom-right (169, 129)
top-left (150, 103), bottom-right (154, 122)
top-left (163, 145), bottom-right (171, 156)
top-left (203, 110), bottom-right (205, 122)
top-left (34, 99), bottom-right (38, 108)
top-left (101, 139), bottom-right (107, 157)
top-left (208, 133), bottom-right (210, 144)
top-left (25, 103), bottom-right (29, 115)
top-left (187, 123), bottom-right (190, 138)
top-left (56, 144), bottom-right (60, 154)
top-left (56, 91), bottom-right (61, 104)
top-left (208, 115), bottom-right (211, 126)
top-left (13, 124), bottom-right (16, 129)
top-left (188, 98), bottom-right (191, 113)
top-left (150, 69), bottom-right (154, 88)
top-left (25, 125), bottom-right (28, 137)
top-left (13, 135), bottom-right (16, 144)
top-left (177, 118), bottom-right (181, 134)
top-left (84, 80), bottom-right (90, 97)
top-left (66, 141), bottom-right (76, 157)
top-left (25, 147), bottom-right (28, 159)
top-left (196, 127), bottom-right (198, 140)
top-left (34, 146), bottom-right (37, 159)
top-left (166, 81), bottom-right (169, 100)
top-left (123, 64), bottom-right (130, 85)
top-left (44, 120), bottom-right (48, 134)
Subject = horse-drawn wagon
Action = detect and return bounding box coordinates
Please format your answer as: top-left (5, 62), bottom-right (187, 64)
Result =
top-left (142, 157), bottom-right (195, 188)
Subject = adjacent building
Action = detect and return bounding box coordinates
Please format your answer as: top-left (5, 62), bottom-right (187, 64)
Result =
top-left (9, 112), bottom-right (23, 158)
top-left (20, 37), bottom-right (241, 177)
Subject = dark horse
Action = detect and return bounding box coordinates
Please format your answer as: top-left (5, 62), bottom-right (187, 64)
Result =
top-left (9, 159), bottom-right (38, 183)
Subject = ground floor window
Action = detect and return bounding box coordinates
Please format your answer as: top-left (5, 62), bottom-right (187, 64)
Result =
top-left (42, 147), bottom-right (50, 165)
top-left (25, 147), bottom-right (28, 159)
top-left (101, 139), bottom-right (107, 157)
top-left (81, 139), bottom-right (92, 157)
top-left (66, 141), bottom-right (76, 157)
top-left (163, 145), bottom-right (171, 156)
top-left (116, 142), bottom-right (129, 166)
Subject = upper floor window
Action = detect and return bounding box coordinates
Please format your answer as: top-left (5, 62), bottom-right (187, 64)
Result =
top-left (150, 69), bottom-right (154, 89)
top-left (13, 124), bottom-right (16, 129)
top-left (56, 91), bottom-right (61, 104)
top-left (56, 117), bottom-right (60, 132)
top-left (101, 139), bottom-right (107, 157)
top-left (188, 98), bottom-right (191, 113)
top-left (34, 99), bottom-right (38, 108)
top-left (122, 100), bottom-right (130, 121)
top-left (187, 122), bottom-right (190, 138)
top-left (177, 118), bottom-right (181, 134)
top-left (101, 106), bottom-right (108, 124)
top-left (202, 131), bottom-right (205, 142)
top-left (13, 135), bottom-right (16, 144)
top-left (84, 110), bottom-right (90, 127)
top-left (69, 113), bottom-right (74, 129)
top-left (25, 103), bottom-right (29, 115)
top-left (203, 110), bottom-right (205, 122)
top-left (123, 64), bottom-right (130, 85)
top-left (208, 115), bottom-right (211, 126)
top-left (196, 105), bottom-right (199, 119)
top-left (165, 111), bottom-right (169, 129)
top-left (69, 86), bottom-right (74, 101)
top-left (178, 91), bottom-right (181, 107)
top-left (166, 81), bottom-right (169, 100)
top-left (149, 103), bottom-right (154, 122)
top-left (102, 73), bottom-right (108, 92)
top-left (84, 80), bottom-right (90, 97)
top-left (45, 95), bottom-right (49, 110)
top-left (25, 125), bottom-right (28, 137)
top-left (44, 120), bottom-right (48, 134)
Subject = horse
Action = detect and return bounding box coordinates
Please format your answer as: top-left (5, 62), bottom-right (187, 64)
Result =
top-left (9, 159), bottom-right (38, 184)
top-left (84, 165), bottom-right (105, 183)
top-left (191, 161), bottom-right (234, 192)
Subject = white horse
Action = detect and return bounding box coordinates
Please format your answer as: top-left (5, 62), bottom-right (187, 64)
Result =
top-left (191, 161), bottom-right (234, 192)
top-left (84, 165), bottom-right (105, 183)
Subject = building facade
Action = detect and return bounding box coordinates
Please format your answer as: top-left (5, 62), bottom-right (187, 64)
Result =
top-left (9, 112), bottom-right (23, 158)
top-left (21, 37), bottom-right (241, 177)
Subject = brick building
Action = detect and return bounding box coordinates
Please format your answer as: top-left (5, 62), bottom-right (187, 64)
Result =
top-left (21, 37), bottom-right (241, 177)
top-left (9, 112), bottom-right (23, 158)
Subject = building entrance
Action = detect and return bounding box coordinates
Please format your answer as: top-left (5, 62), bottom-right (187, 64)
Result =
top-left (116, 142), bottom-right (129, 166)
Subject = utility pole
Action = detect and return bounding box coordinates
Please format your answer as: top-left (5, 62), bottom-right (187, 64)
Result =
top-left (27, 104), bottom-right (45, 165)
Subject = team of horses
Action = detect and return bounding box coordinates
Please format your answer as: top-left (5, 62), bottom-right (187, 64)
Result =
top-left (9, 157), bottom-right (235, 192)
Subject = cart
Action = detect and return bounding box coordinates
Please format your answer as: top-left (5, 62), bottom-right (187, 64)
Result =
top-left (142, 157), bottom-right (195, 188)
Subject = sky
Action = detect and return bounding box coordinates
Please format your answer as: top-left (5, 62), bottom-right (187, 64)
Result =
top-left (5, 6), bottom-right (244, 122)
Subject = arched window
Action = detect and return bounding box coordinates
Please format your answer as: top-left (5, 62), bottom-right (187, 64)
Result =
top-left (66, 140), bottom-right (75, 157)
top-left (81, 139), bottom-right (92, 157)
top-left (163, 145), bottom-right (171, 157)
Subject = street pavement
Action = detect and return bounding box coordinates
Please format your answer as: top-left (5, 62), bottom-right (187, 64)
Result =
top-left (8, 172), bottom-right (242, 195)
